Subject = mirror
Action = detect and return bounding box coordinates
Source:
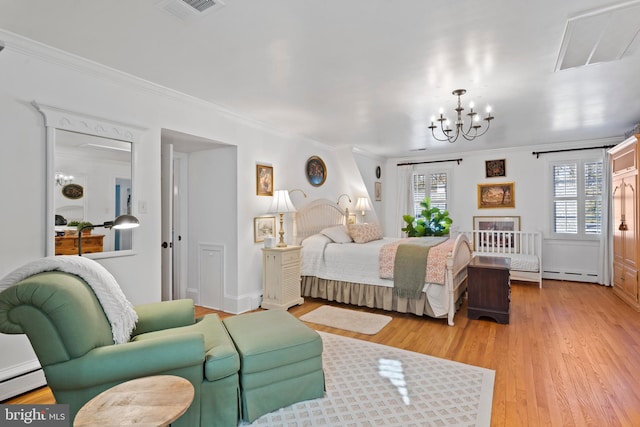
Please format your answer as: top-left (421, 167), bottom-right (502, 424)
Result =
top-left (34, 102), bottom-right (144, 258)
top-left (55, 130), bottom-right (132, 255)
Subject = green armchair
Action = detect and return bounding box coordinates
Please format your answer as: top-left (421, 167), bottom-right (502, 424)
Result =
top-left (0, 271), bottom-right (240, 427)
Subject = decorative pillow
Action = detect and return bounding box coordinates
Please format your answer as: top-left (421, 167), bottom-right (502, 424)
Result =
top-left (320, 225), bottom-right (353, 243)
top-left (348, 223), bottom-right (383, 244)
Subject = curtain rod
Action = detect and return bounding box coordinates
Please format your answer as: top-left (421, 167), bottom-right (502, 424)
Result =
top-left (532, 145), bottom-right (616, 158)
top-left (397, 158), bottom-right (463, 166)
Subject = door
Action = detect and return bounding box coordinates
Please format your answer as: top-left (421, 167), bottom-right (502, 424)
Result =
top-left (161, 143), bottom-right (174, 301)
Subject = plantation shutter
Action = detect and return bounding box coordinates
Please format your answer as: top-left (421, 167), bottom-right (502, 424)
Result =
top-left (412, 172), bottom-right (447, 218)
top-left (552, 159), bottom-right (603, 237)
top-left (584, 161), bottom-right (603, 234)
top-left (553, 163), bottom-right (578, 234)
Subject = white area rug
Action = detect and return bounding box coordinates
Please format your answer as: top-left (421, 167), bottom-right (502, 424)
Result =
top-left (300, 305), bottom-right (392, 335)
top-left (246, 332), bottom-right (495, 427)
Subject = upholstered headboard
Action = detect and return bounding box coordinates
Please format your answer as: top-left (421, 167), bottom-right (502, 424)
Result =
top-left (292, 198), bottom-right (346, 244)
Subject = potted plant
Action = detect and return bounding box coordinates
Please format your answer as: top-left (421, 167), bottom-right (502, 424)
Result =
top-left (65, 221), bottom-right (80, 236)
top-left (401, 197), bottom-right (452, 237)
top-left (76, 221), bottom-right (94, 235)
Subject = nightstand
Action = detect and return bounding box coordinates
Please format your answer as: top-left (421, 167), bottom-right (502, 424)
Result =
top-left (261, 246), bottom-right (304, 310)
top-left (467, 255), bottom-right (511, 324)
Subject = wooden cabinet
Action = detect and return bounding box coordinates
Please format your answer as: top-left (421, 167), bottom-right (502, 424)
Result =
top-left (467, 255), bottom-right (511, 324)
top-left (261, 246), bottom-right (304, 310)
top-left (55, 234), bottom-right (104, 255)
top-left (610, 134), bottom-right (640, 311)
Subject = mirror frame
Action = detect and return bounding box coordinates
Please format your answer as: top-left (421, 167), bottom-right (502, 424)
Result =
top-left (33, 101), bottom-right (145, 258)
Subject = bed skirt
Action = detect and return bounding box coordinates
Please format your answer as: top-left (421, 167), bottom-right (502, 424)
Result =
top-left (301, 276), bottom-right (464, 320)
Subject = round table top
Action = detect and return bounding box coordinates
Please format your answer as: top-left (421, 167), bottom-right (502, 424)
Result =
top-left (74, 375), bottom-right (195, 427)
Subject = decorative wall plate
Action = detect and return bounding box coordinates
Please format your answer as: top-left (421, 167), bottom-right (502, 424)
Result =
top-left (306, 156), bottom-right (327, 186)
top-left (62, 183), bottom-right (84, 199)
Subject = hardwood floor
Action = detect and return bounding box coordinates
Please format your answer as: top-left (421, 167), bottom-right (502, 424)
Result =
top-left (5, 279), bottom-right (640, 426)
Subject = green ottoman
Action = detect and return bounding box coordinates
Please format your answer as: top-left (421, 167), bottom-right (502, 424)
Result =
top-left (223, 310), bottom-right (325, 422)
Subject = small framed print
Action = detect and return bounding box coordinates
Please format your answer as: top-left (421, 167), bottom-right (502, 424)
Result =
top-left (374, 182), bottom-right (382, 201)
top-left (347, 213), bottom-right (357, 225)
top-left (256, 164), bottom-right (273, 196)
top-left (254, 216), bottom-right (276, 243)
top-left (485, 159), bottom-right (506, 178)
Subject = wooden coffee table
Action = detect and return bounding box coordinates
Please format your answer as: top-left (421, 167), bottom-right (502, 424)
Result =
top-left (74, 375), bottom-right (194, 427)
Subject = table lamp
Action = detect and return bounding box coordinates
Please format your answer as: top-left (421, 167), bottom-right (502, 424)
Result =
top-left (355, 197), bottom-right (372, 219)
top-left (78, 214), bottom-right (140, 256)
top-left (269, 190), bottom-right (296, 247)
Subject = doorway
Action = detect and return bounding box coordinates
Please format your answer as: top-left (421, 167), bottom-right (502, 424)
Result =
top-left (160, 129), bottom-right (236, 310)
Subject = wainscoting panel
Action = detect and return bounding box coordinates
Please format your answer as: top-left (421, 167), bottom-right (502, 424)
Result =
top-left (198, 243), bottom-right (224, 310)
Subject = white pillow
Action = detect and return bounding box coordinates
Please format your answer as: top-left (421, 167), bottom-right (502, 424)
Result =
top-left (320, 225), bottom-right (353, 243)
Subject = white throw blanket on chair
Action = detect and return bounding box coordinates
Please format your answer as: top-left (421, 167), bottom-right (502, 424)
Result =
top-left (0, 256), bottom-right (138, 344)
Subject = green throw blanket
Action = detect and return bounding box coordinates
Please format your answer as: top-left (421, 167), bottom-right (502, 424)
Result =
top-left (393, 241), bottom-right (432, 299)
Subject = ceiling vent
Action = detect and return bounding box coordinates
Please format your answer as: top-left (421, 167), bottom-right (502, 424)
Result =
top-left (158, 0), bottom-right (225, 21)
top-left (555, 0), bottom-right (640, 71)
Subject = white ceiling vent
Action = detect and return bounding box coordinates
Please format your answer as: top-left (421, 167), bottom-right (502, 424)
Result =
top-left (555, 1), bottom-right (640, 71)
top-left (158, 0), bottom-right (226, 21)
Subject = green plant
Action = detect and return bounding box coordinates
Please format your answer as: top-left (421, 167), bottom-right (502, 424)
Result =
top-left (76, 221), bottom-right (94, 232)
top-left (67, 220), bottom-right (80, 227)
top-left (401, 197), bottom-right (452, 237)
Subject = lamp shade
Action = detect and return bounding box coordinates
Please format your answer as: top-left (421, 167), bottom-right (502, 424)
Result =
top-left (355, 197), bottom-right (371, 212)
top-left (111, 214), bottom-right (140, 229)
top-left (269, 190), bottom-right (297, 214)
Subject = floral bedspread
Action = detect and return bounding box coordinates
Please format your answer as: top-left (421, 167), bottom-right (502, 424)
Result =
top-left (378, 237), bottom-right (454, 285)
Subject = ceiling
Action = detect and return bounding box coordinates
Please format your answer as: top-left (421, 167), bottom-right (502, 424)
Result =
top-left (2, 0), bottom-right (640, 158)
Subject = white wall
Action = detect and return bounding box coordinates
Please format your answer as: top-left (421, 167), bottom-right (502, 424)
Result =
top-left (384, 142), bottom-right (618, 283)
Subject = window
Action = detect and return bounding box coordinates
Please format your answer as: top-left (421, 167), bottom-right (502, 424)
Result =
top-left (552, 159), bottom-right (603, 237)
top-left (412, 170), bottom-right (448, 218)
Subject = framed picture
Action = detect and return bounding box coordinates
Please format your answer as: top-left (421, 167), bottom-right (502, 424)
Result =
top-left (472, 216), bottom-right (521, 251)
top-left (347, 213), bottom-right (356, 225)
top-left (254, 216), bottom-right (276, 243)
top-left (305, 156), bottom-right (327, 186)
top-left (477, 182), bottom-right (514, 208)
top-left (374, 181), bottom-right (382, 201)
top-left (485, 159), bottom-right (506, 178)
top-left (256, 164), bottom-right (273, 196)
top-left (473, 215), bottom-right (520, 232)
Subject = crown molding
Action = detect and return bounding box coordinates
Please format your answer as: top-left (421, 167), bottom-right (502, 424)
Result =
top-left (0, 28), bottom-right (329, 147)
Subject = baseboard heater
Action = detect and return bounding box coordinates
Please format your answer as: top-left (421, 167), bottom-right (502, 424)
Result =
top-left (543, 270), bottom-right (599, 283)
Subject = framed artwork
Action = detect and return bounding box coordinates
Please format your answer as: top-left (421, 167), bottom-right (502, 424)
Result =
top-left (254, 216), bottom-right (276, 243)
top-left (374, 181), bottom-right (382, 201)
top-left (305, 156), bottom-right (327, 186)
top-left (485, 159), bottom-right (506, 178)
top-left (472, 216), bottom-right (521, 251)
top-left (62, 183), bottom-right (84, 199)
top-left (473, 215), bottom-right (520, 232)
top-left (347, 213), bottom-right (356, 225)
top-left (256, 164), bottom-right (273, 196)
top-left (477, 182), bottom-right (514, 208)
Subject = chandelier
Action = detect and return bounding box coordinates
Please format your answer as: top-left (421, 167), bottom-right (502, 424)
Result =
top-left (428, 89), bottom-right (495, 143)
top-left (55, 172), bottom-right (73, 186)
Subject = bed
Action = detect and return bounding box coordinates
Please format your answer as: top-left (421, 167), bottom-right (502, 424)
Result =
top-left (293, 199), bottom-right (472, 326)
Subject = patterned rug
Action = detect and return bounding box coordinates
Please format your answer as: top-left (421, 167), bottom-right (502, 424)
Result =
top-left (245, 332), bottom-right (495, 427)
top-left (300, 305), bottom-right (392, 335)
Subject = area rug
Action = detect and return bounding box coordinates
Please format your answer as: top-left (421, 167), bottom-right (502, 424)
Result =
top-left (300, 305), bottom-right (392, 335)
top-left (245, 332), bottom-right (495, 427)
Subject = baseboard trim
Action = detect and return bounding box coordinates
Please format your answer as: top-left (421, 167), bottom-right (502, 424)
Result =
top-left (0, 368), bottom-right (46, 401)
